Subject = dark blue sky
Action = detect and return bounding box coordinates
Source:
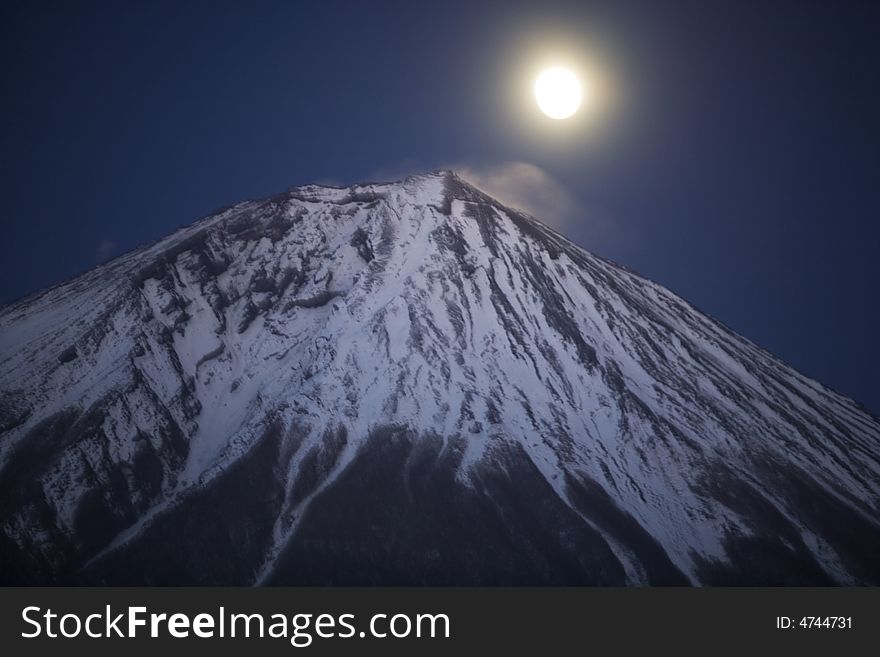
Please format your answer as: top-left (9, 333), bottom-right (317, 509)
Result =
top-left (2, 0), bottom-right (878, 413)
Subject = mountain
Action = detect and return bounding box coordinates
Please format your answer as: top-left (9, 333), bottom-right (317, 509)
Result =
top-left (1, 171), bottom-right (878, 585)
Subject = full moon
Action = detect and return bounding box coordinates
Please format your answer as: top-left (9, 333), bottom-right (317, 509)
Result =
top-left (534, 67), bottom-right (582, 119)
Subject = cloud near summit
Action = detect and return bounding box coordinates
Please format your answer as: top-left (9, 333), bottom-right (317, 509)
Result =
top-left (454, 162), bottom-right (580, 231)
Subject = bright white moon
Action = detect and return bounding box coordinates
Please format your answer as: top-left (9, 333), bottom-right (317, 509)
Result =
top-left (534, 67), bottom-right (581, 119)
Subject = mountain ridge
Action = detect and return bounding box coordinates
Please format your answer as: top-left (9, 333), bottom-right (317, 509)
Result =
top-left (1, 170), bottom-right (878, 585)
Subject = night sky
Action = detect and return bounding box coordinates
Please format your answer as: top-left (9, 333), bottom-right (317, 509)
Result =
top-left (2, 0), bottom-right (878, 413)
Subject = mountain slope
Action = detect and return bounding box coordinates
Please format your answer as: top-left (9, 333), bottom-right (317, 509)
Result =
top-left (1, 171), bottom-right (878, 585)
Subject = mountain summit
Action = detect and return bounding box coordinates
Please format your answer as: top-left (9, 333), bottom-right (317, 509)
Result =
top-left (1, 171), bottom-right (878, 585)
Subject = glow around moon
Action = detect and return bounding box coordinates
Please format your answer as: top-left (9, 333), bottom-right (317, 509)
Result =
top-left (534, 67), bottom-right (582, 119)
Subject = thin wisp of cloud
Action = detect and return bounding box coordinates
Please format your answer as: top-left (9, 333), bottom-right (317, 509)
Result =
top-left (454, 162), bottom-right (578, 231)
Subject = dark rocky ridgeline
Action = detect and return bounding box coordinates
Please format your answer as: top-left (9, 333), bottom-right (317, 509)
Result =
top-left (266, 428), bottom-right (627, 586)
top-left (78, 416), bottom-right (295, 585)
top-left (1, 171), bottom-right (878, 585)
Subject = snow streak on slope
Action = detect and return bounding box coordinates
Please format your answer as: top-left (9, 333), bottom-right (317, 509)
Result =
top-left (1, 171), bottom-right (878, 585)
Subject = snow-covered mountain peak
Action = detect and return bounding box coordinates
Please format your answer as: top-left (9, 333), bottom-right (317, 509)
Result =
top-left (1, 171), bottom-right (878, 586)
top-left (278, 169), bottom-right (451, 207)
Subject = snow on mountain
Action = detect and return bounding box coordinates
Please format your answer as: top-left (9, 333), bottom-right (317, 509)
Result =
top-left (1, 170), bottom-right (878, 585)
